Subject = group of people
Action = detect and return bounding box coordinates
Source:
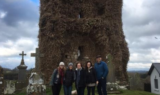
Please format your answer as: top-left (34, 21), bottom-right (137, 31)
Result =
top-left (50, 55), bottom-right (109, 95)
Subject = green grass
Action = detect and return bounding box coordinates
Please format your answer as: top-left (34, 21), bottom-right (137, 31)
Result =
top-left (14, 84), bottom-right (155, 95)
top-left (111, 90), bottom-right (156, 95)
top-left (14, 87), bottom-right (155, 95)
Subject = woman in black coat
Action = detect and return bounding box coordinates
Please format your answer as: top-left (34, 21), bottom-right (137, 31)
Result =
top-left (63, 62), bottom-right (75, 95)
top-left (75, 62), bottom-right (86, 95)
top-left (85, 61), bottom-right (98, 95)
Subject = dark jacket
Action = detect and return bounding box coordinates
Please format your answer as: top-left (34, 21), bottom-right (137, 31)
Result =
top-left (85, 67), bottom-right (97, 84)
top-left (94, 61), bottom-right (109, 80)
top-left (75, 68), bottom-right (86, 88)
top-left (50, 69), bottom-right (60, 86)
top-left (63, 69), bottom-right (75, 87)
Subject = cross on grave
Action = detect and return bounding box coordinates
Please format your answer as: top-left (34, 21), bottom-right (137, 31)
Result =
top-left (18, 51), bottom-right (27, 82)
top-left (19, 51), bottom-right (26, 65)
top-left (31, 48), bottom-right (44, 72)
top-left (20, 51), bottom-right (26, 60)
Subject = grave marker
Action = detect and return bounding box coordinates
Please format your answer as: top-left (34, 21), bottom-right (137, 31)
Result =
top-left (31, 48), bottom-right (44, 72)
top-left (27, 72), bottom-right (46, 95)
top-left (17, 51), bottom-right (27, 82)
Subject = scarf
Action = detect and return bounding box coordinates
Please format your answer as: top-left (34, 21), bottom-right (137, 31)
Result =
top-left (88, 67), bottom-right (92, 73)
top-left (59, 68), bottom-right (64, 84)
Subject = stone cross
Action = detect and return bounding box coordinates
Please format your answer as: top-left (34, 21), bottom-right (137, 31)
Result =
top-left (19, 51), bottom-right (26, 65)
top-left (19, 51), bottom-right (26, 60)
top-left (31, 48), bottom-right (44, 72)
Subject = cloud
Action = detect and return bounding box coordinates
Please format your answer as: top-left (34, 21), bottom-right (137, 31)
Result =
top-left (0, 0), bottom-right (39, 26)
top-left (127, 63), bottom-right (152, 71)
top-left (0, 0), bottom-right (160, 71)
top-left (123, 0), bottom-right (160, 40)
top-left (0, 38), bottom-right (37, 57)
top-left (0, 11), bottom-right (7, 18)
top-left (123, 0), bottom-right (160, 71)
top-left (0, 56), bottom-right (35, 69)
top-left (0, 0), bottom-right (39, 69)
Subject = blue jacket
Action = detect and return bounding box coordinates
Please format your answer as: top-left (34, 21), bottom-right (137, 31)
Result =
top-left (94, 61), bottom-right (109, 80)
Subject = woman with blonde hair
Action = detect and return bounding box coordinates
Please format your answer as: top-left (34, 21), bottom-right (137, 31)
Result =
top-left (50, 62), bottom-right (65, 95)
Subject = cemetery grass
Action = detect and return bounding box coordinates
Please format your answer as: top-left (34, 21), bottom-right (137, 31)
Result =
top-left (14, 88), bottom-right (155, 95)
top-left (14, 84), bottom-right (155, 95)
top-left (45, 88), bottom-right (156, 95)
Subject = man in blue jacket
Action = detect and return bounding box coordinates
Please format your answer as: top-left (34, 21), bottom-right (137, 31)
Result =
top-left (94, 55), bottom-right (109, 95)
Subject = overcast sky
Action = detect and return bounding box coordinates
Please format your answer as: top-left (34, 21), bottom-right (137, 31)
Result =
top-left (0, 0), bottom-right (160, 71)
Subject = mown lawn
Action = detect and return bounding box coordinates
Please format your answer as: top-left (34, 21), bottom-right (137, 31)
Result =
top-left (14, 87), bottom-right (155, 95)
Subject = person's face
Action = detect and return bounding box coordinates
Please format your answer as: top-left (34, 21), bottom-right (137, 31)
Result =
top-left (96, 57), bottom-right (102, 63)
top-left (77, 63), bottom-right (81, 69)
top-left (87, 62), bottom-right (91, 68)
top-left (60, 65), bottom-right (64, 69)
top-left (69, 65), bottom-right (73, 70)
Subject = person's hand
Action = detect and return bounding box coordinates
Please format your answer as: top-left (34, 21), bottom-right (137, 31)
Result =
top-left (96, 81), bottom-right (99, 85)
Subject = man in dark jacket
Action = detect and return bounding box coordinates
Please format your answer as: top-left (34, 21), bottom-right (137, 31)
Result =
top-left (94, 55), bottom-right (109, 95)
top-left (75, 62), bottom-right (86, 95)
top-left (63, 62), bottom-right (75, 95)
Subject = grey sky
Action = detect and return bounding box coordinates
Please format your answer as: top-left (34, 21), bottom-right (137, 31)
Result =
top-left (0, 0), bottom-right (160, 71)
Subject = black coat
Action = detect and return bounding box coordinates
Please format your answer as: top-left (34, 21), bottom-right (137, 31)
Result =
top-left (85, 67), bottom-right (97, 84)
top-left (75, 68), bottom-right (86, 88)
top-left (63, 69), bottom-right (75, 87)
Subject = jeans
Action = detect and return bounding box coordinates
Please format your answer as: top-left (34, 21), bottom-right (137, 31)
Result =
top-left (87, 86), bottom-right (95, 95)
top-left (51, 83), bottom-right (62, 95)
top-left (77, 87), bottom-right (85, 95)
top-left (97, 78), bottom-right (107, 95)
top-left (63, 85), bottom-right (72, 95)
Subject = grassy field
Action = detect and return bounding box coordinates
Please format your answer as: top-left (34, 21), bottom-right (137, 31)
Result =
top-left (14, 87), bottom-right (155, 95)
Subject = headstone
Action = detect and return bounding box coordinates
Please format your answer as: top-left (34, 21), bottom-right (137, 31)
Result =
top-left (4, 81), bottom-right (16, 94)
top-left (105, 54), bottom-right (123, 94)
top-left (27, 72), bottom-right (46, 95)
top-left (15, 80), bottom-right (28, 92)
top-left (106, 54), bottom-right (116, 82)
top-left (31, 48), bottom-right (44, 72)
top-left (0, 66), bottom-right (4, 95)
top-left (4, 73), bottom-right (18, 80)
top-left (17, 51), bottom-right (27, 82)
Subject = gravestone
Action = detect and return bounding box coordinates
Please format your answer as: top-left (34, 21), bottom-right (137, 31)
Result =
top-left (31, 48), bottom-right (44, 72)
top-left (0, 66), bottom-right (4, 95)
top-left (26, 72), bottom-right (46, 95)
top-left (106, 54), bottom-right (123, 93)
top-left (4, 81), bottom-right (16, 94)
top-left (17, 51), bottom-right (27, 82)
top-left (106, 54), bottom-right (116, 83)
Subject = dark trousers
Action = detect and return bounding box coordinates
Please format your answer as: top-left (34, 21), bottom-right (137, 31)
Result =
top-left (97, 78), bottom-right (107, 95)
top-left (77, 87), bottom-right (85, 95)
top-left (51, 83), bottom-right (62, 95)
top-left (63, 85), bottom-right (72, 95)
top-left (87, 86), bottom-right (95, 95)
